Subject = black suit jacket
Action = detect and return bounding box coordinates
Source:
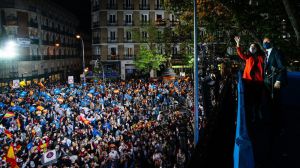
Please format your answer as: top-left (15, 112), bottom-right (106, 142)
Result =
top-left (264, 48), bottom-right (287, 87)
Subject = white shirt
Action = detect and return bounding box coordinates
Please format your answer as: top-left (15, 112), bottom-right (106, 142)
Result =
top-left (266, 48), bottom-right (273, 63)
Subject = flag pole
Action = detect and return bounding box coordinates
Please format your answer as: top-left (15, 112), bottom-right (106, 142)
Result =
top-left (193, 0), bottom-right (199, 147)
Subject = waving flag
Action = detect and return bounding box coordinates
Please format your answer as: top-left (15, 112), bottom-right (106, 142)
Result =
top-left (27, 142), bottom-right (34, 150)
top-left (4, 129), bottom-right (13, 139)
top-left (92, 128), bottom-right (102, 137)
top-left (79, 115), bottom-right (90, 125)
top-left (3, 112), bottom-right (15, 119)
top-left (233, 72), bottom-right (254, 168)
top-left (6, 143), bottom-right (18, 168)
top-left (16, 118), bottom-right (21, 130)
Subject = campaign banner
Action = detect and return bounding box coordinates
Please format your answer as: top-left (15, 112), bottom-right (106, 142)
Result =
top-left (12, 80), bottom-right (20, 89)
top-left (41, 150), bottom-right (57, 166)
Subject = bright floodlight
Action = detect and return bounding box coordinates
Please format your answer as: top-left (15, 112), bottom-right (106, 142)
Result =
top-left (0, 40), bottom-right (18, 59)
top-left (76, 35), bottom-right (81, 39)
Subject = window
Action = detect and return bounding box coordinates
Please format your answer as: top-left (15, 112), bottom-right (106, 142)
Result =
top-left (157, 31), bottom-right (162, 40)
top-left (141, 14), bottom-right (148, 22)
top-left (125, 14), bottom-right (132, 24)
top-left (125, 47), bottom-right (133, 56)
top-left (125, 0), bottom-right (131, 6)
top-left (172, 46), bottom-right (178, 55)
top-left (126, 31), bottom-right (132, 41)
top-left (142, 31), bottom-right (148, 41)
top-left (156, 14), bottom-right (162, 21)
top-left (109, 14), bottom-right (116, 23)
top-left (156, 0), bottom-right (164, 9)
top-left (109, 0), bottom-right (116, 5)
top-left (110, 47), bottom-right (116, 55)
top-left (110, 31), bottom-right (116, 40)
top-left (141, 0), bottom-right (148, 5)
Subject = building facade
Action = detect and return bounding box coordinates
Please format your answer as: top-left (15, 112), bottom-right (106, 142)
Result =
top-left (91, 0), bottom-right (183, 80)
top-left (0, 0), bottom-right (81, 86)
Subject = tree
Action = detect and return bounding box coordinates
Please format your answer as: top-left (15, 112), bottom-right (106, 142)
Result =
top-left (133, 22), bottom-right (177, 77)
top-left (282, 0), bottom-right (300, 46)
top-left (165, 0), bottom-right (300, 62)
top-left (134, 45), bottom-right (166, 77)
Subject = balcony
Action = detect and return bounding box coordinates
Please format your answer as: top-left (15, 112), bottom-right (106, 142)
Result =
top-left (140, 20), bottom-right (150, 26)
top-left (172, 54), bottom-right (183, 60)
top-left (92, 5), bottom-right (100, 11)
top-left (4, 16), bottom-right (17, 26)
top-left (93, 22), bottom-right (100, 28)
top-left (41, 25), bottom-right (49, 31)
top-left (124, 38), bottom-right (133, 43)
top-left (170, 20), bottom-right (179, 26)
top-left (92, 37), bottom-right (101, 44)
top-left (42, 40), bottom-right (49, 45)
top-left (107, 39), bottom-right (117, 43)
top-left (124, 21), bottom-right (134, 26)
top-left (123, 3), bottom-right (134, 10)
top-left (155, 4), bottom-right (164, 10)
top-left (155, 19), bottom-right (166, 26)
top-left (28, 19), bottom-right (38, 28)
top-left (124, 54), bottom-right (135, 60)
top-left (31, 55), bottom-right (41, 61)
top-left (107, 55), bottom-right (120, 60)
top-left (92, 55), bottom-right (100, 60)
top-left (28, 6), bottom-right (37, 12)
top-left (139, 4), bottom-right (150, 10)
top-left (107, 21), bottom-right (117, 26)
top-left (107, 4), bottom-right (117, 10)
top-left (30, 39), bottom-right (39, 45)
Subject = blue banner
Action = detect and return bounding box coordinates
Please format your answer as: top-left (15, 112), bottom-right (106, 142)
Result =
top-left (234, 72), bottom-right (254, 168)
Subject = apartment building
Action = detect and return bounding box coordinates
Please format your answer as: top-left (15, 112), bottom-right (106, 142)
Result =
top-left (0, 0), bottom-right (81, 86)
top-left (91, 0), bottom-right (181, 80)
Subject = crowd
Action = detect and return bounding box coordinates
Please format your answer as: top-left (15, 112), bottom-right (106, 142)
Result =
top-left (0, 78), bottom-right (197, 168)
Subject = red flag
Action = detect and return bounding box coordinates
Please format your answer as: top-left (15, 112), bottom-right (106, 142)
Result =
top-left (79, 115), bottom-right (90, 125)
top-left (4, 129), bottom-right (13, 139)
top-left (16, 144), bottom-right (22, 152)
top-left (6, 143), bottom-right (19, 168)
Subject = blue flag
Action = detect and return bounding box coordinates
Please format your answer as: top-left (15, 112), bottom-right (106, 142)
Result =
top-left (92, 128), bottom-right (102, 137)
top-left (27, 142), bottom-right (34, 150)
top-left (234, 72), bottom-right (254, 168)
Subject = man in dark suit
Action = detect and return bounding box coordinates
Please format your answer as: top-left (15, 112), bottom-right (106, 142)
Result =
top-left (262, 37), bottom-right (287, 166)
top-left (263, 37), bottom-right (287, 92)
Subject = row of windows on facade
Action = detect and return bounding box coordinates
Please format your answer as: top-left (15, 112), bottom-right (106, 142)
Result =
top-left (93, 46), bottom-right (180, 56)
top-left (92, 13), bottom-right (176, 25)
top-left (29, 48), bottom-right (78, 56)
top-left (93, 31), bottom-right (145, 41)
top-left (92, 0), bottom-right (164, 8)
top-left (3, 10), bottom-right (76, 34)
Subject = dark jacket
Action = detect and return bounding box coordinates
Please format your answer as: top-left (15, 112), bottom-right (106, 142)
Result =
top-left (264, 48), bottom-right (287, 87)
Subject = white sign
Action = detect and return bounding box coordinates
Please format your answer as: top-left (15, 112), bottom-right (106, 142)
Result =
top-left (16, 38), bottom-right (31, 46)
top-left (41, 150), bottom-right (57, 165)
top-left (68, 76), bottom-right (74, 84)
top-left (180, 72), bottom-right (186, 77)
top-left (12, 79), bottom-right (20, 89)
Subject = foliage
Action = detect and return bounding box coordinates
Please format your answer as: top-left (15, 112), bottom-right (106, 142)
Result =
top-left (134, 45), bottom-right (166, 73)
top-left (165, 0), bottom-right (300, 62)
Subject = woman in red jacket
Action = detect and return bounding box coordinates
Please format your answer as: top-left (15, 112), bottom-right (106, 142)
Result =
top-left (234, 36), bottom-right (265, 161)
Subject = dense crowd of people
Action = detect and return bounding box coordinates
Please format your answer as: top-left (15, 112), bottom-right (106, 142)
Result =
top-left (0, 78), bottom-right (197, 168)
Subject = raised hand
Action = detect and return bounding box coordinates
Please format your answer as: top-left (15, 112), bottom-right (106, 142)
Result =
top-left (234, 36), bottom-right (240, 47)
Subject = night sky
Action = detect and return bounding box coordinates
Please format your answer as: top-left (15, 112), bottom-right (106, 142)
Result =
top-left (51, 0), bottom-right (91, 34)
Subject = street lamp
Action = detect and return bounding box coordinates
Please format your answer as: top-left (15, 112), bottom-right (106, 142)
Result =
top-left (0, 40), bottom-right (18, 59)
top-left (76, 35), bottom-right (86, 83)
